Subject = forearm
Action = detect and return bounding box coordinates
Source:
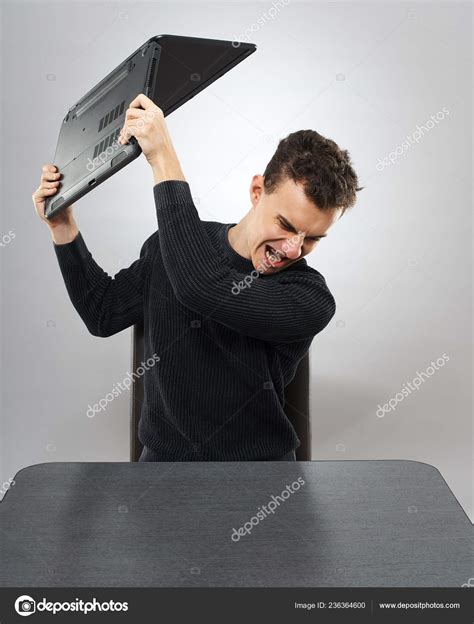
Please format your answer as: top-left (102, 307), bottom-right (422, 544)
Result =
top-left (48, 220), bottom-right (79, 245)
top-left (150, 147), bottom-right (186, 185)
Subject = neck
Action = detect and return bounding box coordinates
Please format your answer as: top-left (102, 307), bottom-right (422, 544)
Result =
top-left (227, 213), bottom-right (252, 260)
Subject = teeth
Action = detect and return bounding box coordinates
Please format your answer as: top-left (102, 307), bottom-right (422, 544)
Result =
top-left (266, 248), bottom-right (285, 263)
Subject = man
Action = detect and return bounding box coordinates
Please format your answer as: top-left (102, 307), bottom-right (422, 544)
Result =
top-left (32, 94), bottom-right (362, 462)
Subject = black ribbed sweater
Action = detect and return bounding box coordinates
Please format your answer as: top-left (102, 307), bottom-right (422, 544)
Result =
top-left (53, 180), bottom-right (336, 460)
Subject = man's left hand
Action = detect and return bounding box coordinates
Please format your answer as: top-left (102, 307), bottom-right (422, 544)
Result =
top-left (118, 93), bottom-right (186, 184)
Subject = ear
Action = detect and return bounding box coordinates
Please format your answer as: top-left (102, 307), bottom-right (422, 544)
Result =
top-left (249, 174), bottom-right (264, 209)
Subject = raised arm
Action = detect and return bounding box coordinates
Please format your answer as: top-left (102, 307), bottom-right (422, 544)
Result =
top-left (115, 94), bottom-right (336, 343)
top-left (53, 230), bottom-right (158, 337)
top-left (32, 163), bottom-right (157, 337)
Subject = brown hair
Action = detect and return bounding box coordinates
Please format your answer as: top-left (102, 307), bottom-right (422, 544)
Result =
top-left (263, 129), bottom-right (363, 216)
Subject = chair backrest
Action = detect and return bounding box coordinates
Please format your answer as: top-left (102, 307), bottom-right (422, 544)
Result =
top-left (130, 322), bottom-right (311, 461)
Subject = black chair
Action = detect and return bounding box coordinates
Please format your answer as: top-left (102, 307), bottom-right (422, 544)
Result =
top-left (130, 322), bottom-right (311, 461)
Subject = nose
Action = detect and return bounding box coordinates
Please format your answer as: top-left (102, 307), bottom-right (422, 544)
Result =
top-left (284, 237), bottom-right (303, 260)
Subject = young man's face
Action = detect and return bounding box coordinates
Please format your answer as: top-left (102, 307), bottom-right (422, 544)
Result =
top-left (248, 174), bottom-right (340, 274)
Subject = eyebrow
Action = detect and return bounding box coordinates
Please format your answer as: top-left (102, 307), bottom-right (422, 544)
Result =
top-left (277, 214), bottom-right (328, 238)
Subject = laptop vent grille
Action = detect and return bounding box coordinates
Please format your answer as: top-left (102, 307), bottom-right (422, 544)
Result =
top-left (98, 100), bottom-right (125, 132)
top-left (145, 57), bottom-right (157, 95)
top-left (93, 127), bottom-right (121, 160)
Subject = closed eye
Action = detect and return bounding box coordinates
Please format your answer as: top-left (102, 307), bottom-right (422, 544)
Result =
top-left (277, 217), bottom-right (323, 243)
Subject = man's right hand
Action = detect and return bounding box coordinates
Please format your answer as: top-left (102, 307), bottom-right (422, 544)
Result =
top-left (32, 164), bottom-right (79, 244)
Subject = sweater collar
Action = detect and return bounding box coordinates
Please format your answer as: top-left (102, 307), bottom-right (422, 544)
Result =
top-left (219, 223), bottom-right (257, 273)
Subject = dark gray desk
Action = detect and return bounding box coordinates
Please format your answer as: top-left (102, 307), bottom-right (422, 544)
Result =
top-left (0, 460), bottom-right (471, 587)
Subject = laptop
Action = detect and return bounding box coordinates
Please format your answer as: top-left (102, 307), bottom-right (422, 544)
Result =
top-left (45, 34), bottom-right (256, 219)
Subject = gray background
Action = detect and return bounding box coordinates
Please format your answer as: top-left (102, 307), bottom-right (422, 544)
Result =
top-left (0, 1), bottom-right (472, 522)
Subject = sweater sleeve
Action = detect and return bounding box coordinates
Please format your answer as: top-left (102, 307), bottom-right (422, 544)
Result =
top-left (53, 230), bottom-right (158, 337)
top-left (153, 180), bottom-right (336, 343)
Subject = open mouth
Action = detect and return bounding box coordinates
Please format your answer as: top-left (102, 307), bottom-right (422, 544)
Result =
top-left (264, 244), bottom-right (287, 267)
